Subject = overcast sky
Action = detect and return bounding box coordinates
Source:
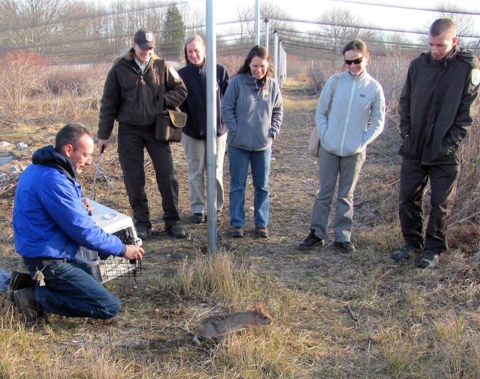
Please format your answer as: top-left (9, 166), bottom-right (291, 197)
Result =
top-left (194, 0), bottom-right (480, 33)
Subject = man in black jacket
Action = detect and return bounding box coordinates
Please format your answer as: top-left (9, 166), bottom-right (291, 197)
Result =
top-left (98, 28), bottom-right (188, 240)
top-left (392, 18), bottom-right (480, 268)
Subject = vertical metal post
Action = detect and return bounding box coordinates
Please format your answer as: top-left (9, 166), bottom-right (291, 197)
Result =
top-left (255, 0), bottom-right (260, 45)
top-left (273, 31), bottom-right (278, 81)
top-left (206, 0), bottom-right (217, 254)
top-left (264, 19), bottom-right (269, 50)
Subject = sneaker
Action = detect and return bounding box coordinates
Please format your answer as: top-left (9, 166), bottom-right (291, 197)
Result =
top-left (298, 229), bottom-right (324, 250)
top-left (418, 250), bottom-right (440, 269)
top-left (391, 244), bottom-right (421, 261)
top-left (231, 226), bottom-right (244, 238)
top-left (192, 213), bottom-right (205, 224)
top-left (255, 226), bottom-right (269, 238)
top-left (9, 271), bottom-right (33, 292)
top-left (334, 241), bottom-right (356, 252)
top-left (166, 224), bottom-right (187, 239)
top-left (13, 287), bottom-right (39, 325)
top-left (136, 226), bottom-right (152, 240)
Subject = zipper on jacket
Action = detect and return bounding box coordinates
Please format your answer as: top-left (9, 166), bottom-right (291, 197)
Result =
top-left (339, 77), bottom-right (357, 155)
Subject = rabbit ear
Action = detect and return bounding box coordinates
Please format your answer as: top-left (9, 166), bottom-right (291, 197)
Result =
top-left (254, 301), bottom-right (265, 314)
top-left (254, 301), bottom-right (274, 324)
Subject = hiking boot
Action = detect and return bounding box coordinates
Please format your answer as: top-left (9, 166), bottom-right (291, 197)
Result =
top-left (192, 213), bottom-right (205, 224)
top-left (334, 241), bottom-right (356, 252)
top-left (255, 226), bottom-right (269, 238)
top-left (136, 226), bottom-right (152, 240)
top-left (13, 287), bottom-right (39, 325)
top-left (391, 244), bottom-right (421, 261)
top-left (231, 226), bottom-right (244, 238)
top-left (418, 250), bottom-right (440, 269)
top-left (298, 229), bottom-right (324, 250)
top-left (166, 224), bottom-right (187, 239)
top-left (9, 271), bottom-right (33, 292)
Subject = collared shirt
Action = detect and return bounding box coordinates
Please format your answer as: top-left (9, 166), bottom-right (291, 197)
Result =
top-left (134, 57), bottom-right (149, 73)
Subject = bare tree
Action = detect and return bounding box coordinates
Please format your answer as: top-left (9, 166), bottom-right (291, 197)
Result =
top-left (0, 0), bottom-right (78, 54)
top-left (317, 8), bottom-right (363, 55)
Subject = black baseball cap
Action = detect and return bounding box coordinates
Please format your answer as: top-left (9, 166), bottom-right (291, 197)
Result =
top-left (134, 28), bottom-right (156, 49)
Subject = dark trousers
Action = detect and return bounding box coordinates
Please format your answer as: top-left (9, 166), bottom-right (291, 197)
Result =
top-left (399, 157), bottom-right (459, 254)
top-left (118, 123), bottom-right (180, 229)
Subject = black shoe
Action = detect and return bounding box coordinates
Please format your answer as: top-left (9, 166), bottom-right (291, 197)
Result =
top-left (166, 224), bottom-right (187, 239)
top-left (204, 210), bottom-right (220, 222)
top-left (418, 250), bottom-right (440, 268)
top-left (13, 287), bottom-right (39, 325)
top-left (192, 213), bottom-right (205, 224)
top-left (9, 271), bottom-right (33, 292)
top-left (391, 244), bottom-right (421, 261)
top-left (136, 226), bottom-right (152, 240)
top-left (255, 226), bottom-right (269, 238)
top-left (298, 229), bottom-right (324, 250)
top-left (334, 241), bottom-right (356, 252)
top-left (231, 226), bottom-right (244, 238)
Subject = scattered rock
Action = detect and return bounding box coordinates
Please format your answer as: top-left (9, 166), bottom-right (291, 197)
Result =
top-left (16, 142), bottom-right (28, 150)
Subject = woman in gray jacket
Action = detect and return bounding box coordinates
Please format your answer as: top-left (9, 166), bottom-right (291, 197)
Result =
top-left (222, 45), bottom-right (283, 238)
top-left (299, 39), bottom-right (385, 252)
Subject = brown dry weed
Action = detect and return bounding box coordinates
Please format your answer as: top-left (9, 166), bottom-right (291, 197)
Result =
top-left (0, 77), bottom-right (479, 378)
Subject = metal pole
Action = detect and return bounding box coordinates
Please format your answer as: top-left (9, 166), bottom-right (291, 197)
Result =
top-left (273, 31), bottom-right (278, 81)
top-left (264, 19), bottom-right (269, 51)
top-left (206, 0), bottom-right (217, 254)
top-left (255, 0), bottom-right (260, 45)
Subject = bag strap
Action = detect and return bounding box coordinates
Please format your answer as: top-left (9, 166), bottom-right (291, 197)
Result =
top-left (157, 59), bottom-right (165, 115)
top-left (326, 74), bottom-right (339, 116)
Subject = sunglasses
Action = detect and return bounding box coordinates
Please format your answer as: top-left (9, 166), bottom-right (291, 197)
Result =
top-left (344, 56), bottom-right (364, 65)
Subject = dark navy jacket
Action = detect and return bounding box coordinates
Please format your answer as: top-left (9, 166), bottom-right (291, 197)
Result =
top-left (178, 62), bottom-right (229, 139)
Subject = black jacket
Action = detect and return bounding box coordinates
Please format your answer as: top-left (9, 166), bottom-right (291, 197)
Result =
top-left (98, 53), bottom-right (187, 140)
top-left (178, 62), bottom-right (229, 139)
top-left (398, 46), bottom-right (480, 165)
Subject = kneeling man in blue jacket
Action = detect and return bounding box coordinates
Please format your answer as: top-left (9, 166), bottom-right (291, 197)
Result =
top-left (12, 123), bottom-right (145, 325)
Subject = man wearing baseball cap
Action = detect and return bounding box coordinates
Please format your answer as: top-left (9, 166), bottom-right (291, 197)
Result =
top-left (98, 28), bottom-right (188, 240)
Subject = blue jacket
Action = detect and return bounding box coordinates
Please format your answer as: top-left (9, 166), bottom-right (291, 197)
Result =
top-left (12, 146), bottom-right (125, 261)
top-left (178, 62), bottom-right (229, 139)
top-left (316, 70), bottom-right (385, 157)
top-left (222, 73), bottom-right (283, 151)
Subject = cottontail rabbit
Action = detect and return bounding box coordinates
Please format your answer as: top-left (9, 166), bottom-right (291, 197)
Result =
top-left (192, 301), bottom-right (274, 345)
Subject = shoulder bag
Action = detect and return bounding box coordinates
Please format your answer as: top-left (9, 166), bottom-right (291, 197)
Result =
top-left (155, 59), bottom-right (187, 142)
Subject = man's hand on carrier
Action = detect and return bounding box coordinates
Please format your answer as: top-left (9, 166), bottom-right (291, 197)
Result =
top-left (124, 245), bottom-right (145, 261)
top-left (81, 197), bottom-right (93, 215)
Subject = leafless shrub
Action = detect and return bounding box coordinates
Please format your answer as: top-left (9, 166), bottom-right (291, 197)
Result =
top-left (0, 52), bottom-right (47, 111)
top-left (450, 116), bottom-right (480, 224)
top-left (40, 65), bottom-right (107, 118)
top-left (306, 58), bottom-right (342, 95)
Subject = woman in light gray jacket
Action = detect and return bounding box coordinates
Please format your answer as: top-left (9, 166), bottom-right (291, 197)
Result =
top-left (299, 39), bottom-right (385, 252)
top-left (222, 45), bottom-right (283, 238)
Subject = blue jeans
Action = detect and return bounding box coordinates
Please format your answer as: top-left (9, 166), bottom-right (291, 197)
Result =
top-left (26, 258), bottom-right (120, 319)
top-left (228, 145), bottom-right (271, 227)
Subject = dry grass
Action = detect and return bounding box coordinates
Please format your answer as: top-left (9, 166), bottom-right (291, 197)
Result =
top-left (0, 76), bottom-right (480, 378)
